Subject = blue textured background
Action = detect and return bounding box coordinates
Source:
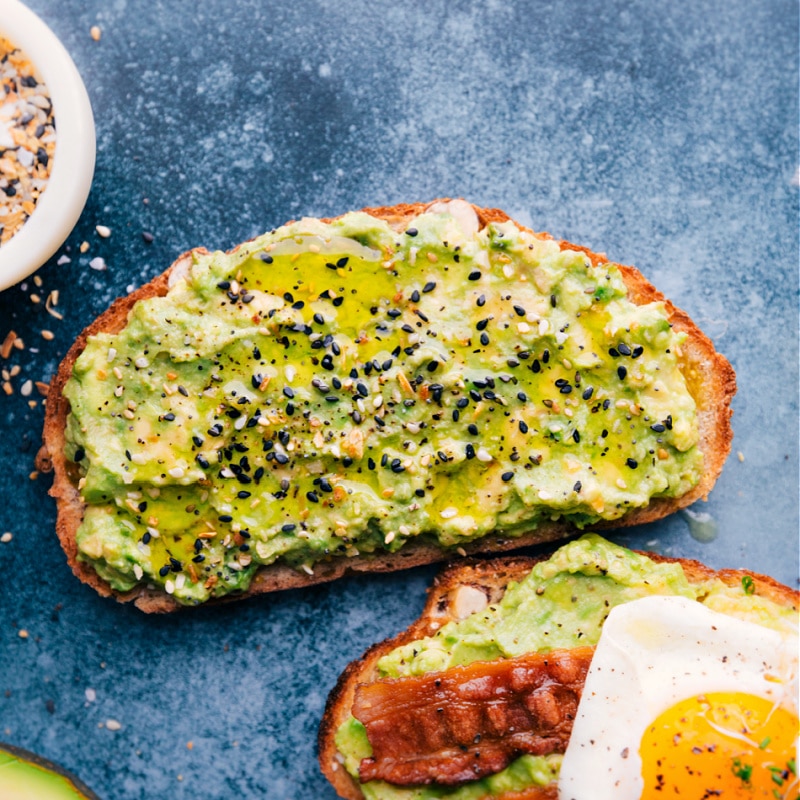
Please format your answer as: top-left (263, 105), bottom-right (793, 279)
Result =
top-left (0, 1), bottom-right (797, 797)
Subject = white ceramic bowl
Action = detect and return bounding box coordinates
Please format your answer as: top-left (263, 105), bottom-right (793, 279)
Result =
top-left (0, 0), bottom-right (95, 291)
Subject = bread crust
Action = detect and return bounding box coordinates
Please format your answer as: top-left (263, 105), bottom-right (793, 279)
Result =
top-left (37, 200), bottom-right (736, 612)
top-left (317, 550), bottom-right (799, 800)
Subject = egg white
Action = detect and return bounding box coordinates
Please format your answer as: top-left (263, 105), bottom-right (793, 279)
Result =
top-left (557, 594), bottom-right (799, 800)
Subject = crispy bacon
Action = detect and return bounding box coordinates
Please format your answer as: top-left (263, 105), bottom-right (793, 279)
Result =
top-left (353, 647), bottom-right (594, 786)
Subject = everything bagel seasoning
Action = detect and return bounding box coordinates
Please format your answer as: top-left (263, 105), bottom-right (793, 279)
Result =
top-left (0, 35), bottom-right (56, 246)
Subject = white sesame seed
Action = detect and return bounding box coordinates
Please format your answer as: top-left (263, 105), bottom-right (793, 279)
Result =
top-left (95, 225), bottom-right (111, 238)
top-left (175, 573), bottom-right (186, 590)
top-left (384, 531), bottom-right (395, 544)
top-left (85, 688), bottom-right (97, 703)
top-left (168, 467), bottom-right (185, 479)
top-left (476, 447), bottom-right (492, 462)
top-left (134, 357), bottom-right (148, 369)
top-left (20, 380), bottom-right (32, 396)
top-left (234, 415), bottom-right (248, 430)
top-left (164, 579), bottom-right (175, 595)
top-left (106, 719), bottom-right (122, 732)
top-left (107, 347), bottom-right (117, 362)
top-left (440, 507), bottom-right (458, 519)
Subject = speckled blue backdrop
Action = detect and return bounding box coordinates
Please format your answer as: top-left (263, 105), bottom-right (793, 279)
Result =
top-left (0, 0), bottom-right (797, 797)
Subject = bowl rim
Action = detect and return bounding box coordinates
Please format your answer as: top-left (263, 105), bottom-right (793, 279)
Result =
top-left (0, 0), bottom-right (96, 292)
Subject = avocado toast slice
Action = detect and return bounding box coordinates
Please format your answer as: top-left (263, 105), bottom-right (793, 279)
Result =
top-left (317, 535), bottom-right (799, 800)
top-left (37, 200), bottom-right (736, 611)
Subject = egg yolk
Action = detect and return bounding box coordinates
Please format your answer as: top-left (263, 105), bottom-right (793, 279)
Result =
top-left (640, 692), bottom-right (798, 798)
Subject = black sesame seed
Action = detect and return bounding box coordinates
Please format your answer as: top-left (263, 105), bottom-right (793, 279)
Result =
top-left (501, 471), bottom-right (514, 482)
top-left (219, 514), bottom-right (233, 522)
top-left (476, 318), bottom-right (489, 331)
top-left (357, 382), bottom-right (369, 397)
top-left (282, 387), bottom-right (294, 399)
top-left (410, 289), bottom-right (420, 302)
top-left (550, 294), bottom-right (557, 308)
top-left (306, 491), bottom-right (319, 503)
top-left (321, 354), bottom-right (334, 370)
top-left (465, 443), bottom-right (475, 459)
top-left (617, 343), bottom-right (631, 356)
top-left (519, 420), bottom-right (529, 433)
top-left (476, 294), bottom-right (486, 307)
top-left (457, 398), bottom-right (469, 408)
top-left (582, 387), bottom-right (594, 400)
top-left (259, 253), bottom-right (273, 264)
top-left (313, 312), bottom-right (325, 325)
top-left (542, 349), bottom-right (550, 363)
top-left (438, 451), bottom-right (449, 462)
top-left (427, 361), bottom-right (439, 372)
top-left (368, 457), bottom-right (376, 470)
top-left (632, 346), bottom-right (644, 358)
top-left (573, 481), bottom-right (582, 492)
top-left (626, 458), bottom-right (638, 469)
top-left (650, 423), bottom-right (666, 433)
top-left (467, 424), bottom-right (478, 436)
top-left (513, 305), bottom-right (526, 317)
top-left (617, 366), bottom-right (627, 379)
top-left (572, 429), bottom-right (580, 443)
top-left (159, 566), bottom-right (171, 577)
top-left (333, 296), bottom-right (344, 307)
top-left (608, 347), bottom-right (620, 357)
top-left (468, 270), bottom-right (481, 281)
top-left (217, 280), bottom-right (231, 290)
top-left (237, 491), bottom-right (251, 499)
top-left (423, 281), bottom-right (436, 293)
top-left (275, 453), bottom-right (289, 465)
top-left (337, 256), bottom-right (349, 268)
top-left (387, 308), bottom-right (402, 318)
top-left (406, 227), bottom-right (418, 237)
top-left (560, 385), bottom-right (573, 394)
top-left (480, 332), bottom-right (490, 346)
top-left (142, 532), bottom-right (152, 545)
top-left (281, 523), bottom-right (296, 532)
top-left (452, 409), bottom-right (460, 422)
top-left (517, 391), bottom-right (528, 402)
top-left (73, 447), bottom-right (85, 462)
top-left (470, 390), bottom-right (481, 402)
top-left (665, 415), bottom-right (673, 430)
top-left (507, 358), bottom-right (520, 368)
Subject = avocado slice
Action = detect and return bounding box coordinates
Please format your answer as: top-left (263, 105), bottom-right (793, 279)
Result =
top-left (0, 743), bottom-right (101, 799)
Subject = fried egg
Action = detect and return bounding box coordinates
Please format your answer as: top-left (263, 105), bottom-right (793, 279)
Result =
top-left (558, 594), bottom-right (799, 799)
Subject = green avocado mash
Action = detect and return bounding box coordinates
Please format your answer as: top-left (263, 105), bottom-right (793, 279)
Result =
top-left (65, 204), bottom-right (703, 604)
top-left (333, 535), bottom-right (798, 799)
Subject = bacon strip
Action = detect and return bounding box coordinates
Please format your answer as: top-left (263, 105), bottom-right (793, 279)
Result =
top-left (353, 646), bottom-right (594, 786)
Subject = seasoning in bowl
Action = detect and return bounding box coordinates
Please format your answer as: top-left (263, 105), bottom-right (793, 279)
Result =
top-left (0, 35), bottom-right (56, 246)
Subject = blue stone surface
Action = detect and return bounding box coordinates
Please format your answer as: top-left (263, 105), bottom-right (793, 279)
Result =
top-left (0, 0), bottom-right (797, 797)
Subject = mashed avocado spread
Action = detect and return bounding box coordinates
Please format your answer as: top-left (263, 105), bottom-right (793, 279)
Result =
top-left (65, 204), bottom-right (702, 604)
top-left (333, 535), bottom-right (798, 799)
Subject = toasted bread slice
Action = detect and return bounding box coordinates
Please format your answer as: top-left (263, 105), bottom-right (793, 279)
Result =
top-left (37, 200), bottom-right (736, 612)
top-left (317, 541), bottom-right (799, 800)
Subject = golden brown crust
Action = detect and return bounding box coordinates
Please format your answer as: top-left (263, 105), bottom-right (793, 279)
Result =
top-left (37, 200), bottom-right (737, 612)
top-left (317, 549), bottom-right (799, 800)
